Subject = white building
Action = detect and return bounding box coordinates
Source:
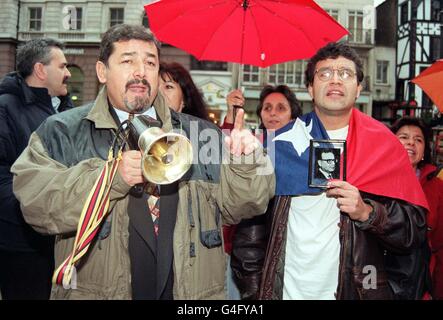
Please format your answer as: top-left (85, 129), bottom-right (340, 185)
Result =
top-left (396, 0), bottom-right (442, 107)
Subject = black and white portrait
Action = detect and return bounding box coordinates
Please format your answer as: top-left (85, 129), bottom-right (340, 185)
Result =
top-left (309, 139), bottom-right (346, 188)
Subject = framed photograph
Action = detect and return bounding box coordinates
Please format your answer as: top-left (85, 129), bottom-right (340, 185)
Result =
top-left (308, 139), bottom-right (347, 188)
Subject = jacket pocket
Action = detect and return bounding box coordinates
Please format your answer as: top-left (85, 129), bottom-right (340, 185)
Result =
top-left (195, 184), bottom-right (222, 249)
top-left (353, 266), bottom-right (393, 300)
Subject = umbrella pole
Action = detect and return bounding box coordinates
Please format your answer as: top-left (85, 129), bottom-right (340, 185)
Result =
top-left (233, 1), bottom-right (248, 122)
top-left (233, 64), bottom-right (243, 122)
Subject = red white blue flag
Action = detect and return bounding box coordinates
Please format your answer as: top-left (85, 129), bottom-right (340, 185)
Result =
top-left (267, 109), bottom-right (429, 210)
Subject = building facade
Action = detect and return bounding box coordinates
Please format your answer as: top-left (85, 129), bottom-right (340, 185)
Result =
top-left (0, 0), bottom-right (188, 107)
top-left (0, 0), bottom-right (20, 76)
top-left (1, 0), bottom-right (382, 127)
top-left (372, 0), bottom-right (398, 123)
top-left (396, 0), bottom-right (442, 106)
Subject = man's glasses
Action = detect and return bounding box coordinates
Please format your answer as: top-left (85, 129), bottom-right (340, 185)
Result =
top-left (321, 159), bottom-right (336, 164)
top-left (315, 67), bottom-right (356, 82)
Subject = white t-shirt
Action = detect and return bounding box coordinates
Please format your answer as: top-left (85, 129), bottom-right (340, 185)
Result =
top-left (283, 125), bottom-right (348, 300)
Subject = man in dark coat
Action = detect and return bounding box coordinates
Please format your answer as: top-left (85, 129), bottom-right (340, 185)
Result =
top-left (0, 38), bottom-right (73, 299)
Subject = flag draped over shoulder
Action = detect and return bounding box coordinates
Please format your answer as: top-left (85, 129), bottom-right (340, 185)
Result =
top-left (266, 112), bottom-right (329, 196)
top-left (346, 109), bottom-right (428, 209)
top-left (268, 109), bottom-right (429, 210)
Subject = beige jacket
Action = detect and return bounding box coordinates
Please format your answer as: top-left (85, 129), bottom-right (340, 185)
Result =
top-left (11, 87), bottom-right (275, 299)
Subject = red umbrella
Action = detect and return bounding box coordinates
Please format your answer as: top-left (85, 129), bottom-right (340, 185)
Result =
top-left (144, 0), bottom-right (348, 68)
top-left (411, 60), bottom-right (443, 113)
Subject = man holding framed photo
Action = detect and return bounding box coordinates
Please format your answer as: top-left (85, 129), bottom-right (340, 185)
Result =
top-left (232, 42), bottom-right (430, 300)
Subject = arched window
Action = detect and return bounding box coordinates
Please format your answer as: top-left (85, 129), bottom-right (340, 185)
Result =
top-left (67, 65), bottom-right (84, 107)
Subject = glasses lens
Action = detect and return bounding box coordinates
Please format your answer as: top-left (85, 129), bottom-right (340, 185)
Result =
top-left (317, 68), bottom-right (332, 81)
top-left (338, 68), bottom-right (355, 80)
top-left (316, 67), bottom-right (355, 81)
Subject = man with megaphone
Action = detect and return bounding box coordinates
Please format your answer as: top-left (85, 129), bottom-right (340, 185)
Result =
top-left (11, 24), bottom-right (275, 300)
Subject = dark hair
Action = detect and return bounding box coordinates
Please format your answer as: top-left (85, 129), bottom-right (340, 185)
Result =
top-left (16, 38), bottom-right (64, 78)
top-left (99, 24), bottom-right (161, 66)
top-left (159, 62), bottom-right (209, 120)
top-left (256, 85), bottom-right (301, 128)
top-left (391, 116), bottom-right (432, 168)
top-left (316, 148), bottom-right (340, 163)
top-left (304, 42), bottom-right (364, 88)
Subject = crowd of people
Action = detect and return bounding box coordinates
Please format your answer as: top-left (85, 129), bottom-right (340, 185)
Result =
top-left (0, 23), bottom-right (441, 300)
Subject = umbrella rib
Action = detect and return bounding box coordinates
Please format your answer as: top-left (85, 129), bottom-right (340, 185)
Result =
top-left (248, 7), bottom-right (266, 66)
top-left (255, 0), bottom-right (332, 51)
top-left (198, 1), bottom-right (241, 59)
top-left (149, 0), bottom-right (233, 45)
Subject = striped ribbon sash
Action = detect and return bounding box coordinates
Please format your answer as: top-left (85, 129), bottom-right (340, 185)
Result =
top-left (52, 148), bottom-right (122, 288)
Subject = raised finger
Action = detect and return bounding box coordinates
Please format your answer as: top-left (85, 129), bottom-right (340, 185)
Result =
top-left (233, 108), bottom-right (244, 131)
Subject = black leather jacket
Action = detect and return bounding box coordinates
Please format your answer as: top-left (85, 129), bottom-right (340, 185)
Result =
top-left (231, 193), bottom-right (430, 300)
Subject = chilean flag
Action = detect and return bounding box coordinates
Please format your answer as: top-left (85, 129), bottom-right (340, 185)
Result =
top-left (267, 109), bottom-right (429, 210)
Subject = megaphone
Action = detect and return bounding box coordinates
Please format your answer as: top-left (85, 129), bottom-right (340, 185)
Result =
top-left (127, 115), bottom-right (193, 185)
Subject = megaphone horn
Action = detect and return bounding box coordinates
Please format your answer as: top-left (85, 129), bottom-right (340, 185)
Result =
top-left (127, 116), bottom-right (193, 185)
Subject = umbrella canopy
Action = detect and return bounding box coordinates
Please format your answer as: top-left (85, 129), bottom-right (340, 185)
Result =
top-left (411, 59), bottom-right (443, 113)
top-left (144, 0), bottom-right (348, 68)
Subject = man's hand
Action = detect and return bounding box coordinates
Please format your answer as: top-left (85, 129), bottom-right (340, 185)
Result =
top-left (226, 89), bottom-right (245, 124)
top-left (118, 150), bottom-right (144, 186)
top-left (326, 180), bottom-right (372, 222)
top-left (224, 108), bottom-right (259, 157)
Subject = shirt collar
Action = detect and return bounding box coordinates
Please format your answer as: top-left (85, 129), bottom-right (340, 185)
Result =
top-left (113, 106), bottom-right (157, 125)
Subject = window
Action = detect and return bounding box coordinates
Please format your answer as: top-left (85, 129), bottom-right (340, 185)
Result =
top-left (326, 9), bottom-right (339, 22)
top-left (68, 7), bottom-right (82, 30)
top-left (242, 65), bottom-right (260, 84)
top-left (376, 60), bottom-right (389, 84)
top-left (142, 12), bottom-right (149, 28)
top-left (110, 8), bottom-right (124, 27)
top-left (400, 3), bottom-right (408, 25)
top-left (67, 66), bottom-right (84, 107)
top-left (190, 57), bottom-right (227, 71)
top-left (29, 7), bottom-right (42, 31)
top-left (268, 61), bottom-right (306, 86)
top-left (431, 0), bottom-right (441, 20)
top-left (348, 10), bottom-right (364, 43)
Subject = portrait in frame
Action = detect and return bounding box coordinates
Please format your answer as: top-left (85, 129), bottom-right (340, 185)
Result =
top-left (308, 139), bottom-right (346, 188)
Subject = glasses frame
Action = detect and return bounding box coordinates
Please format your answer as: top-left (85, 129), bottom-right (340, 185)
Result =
top-left (314, 67), bottom-right (357, 82)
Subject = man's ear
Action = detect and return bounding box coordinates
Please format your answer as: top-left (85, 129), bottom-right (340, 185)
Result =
top-left (356, 83), bottom-right (362, 100)
top-left (33, 62), bottom-right (47, 81)
top-left (308, 84), bottom-right (314, 100)
top-left (96, 61), bottom-right (107, 84)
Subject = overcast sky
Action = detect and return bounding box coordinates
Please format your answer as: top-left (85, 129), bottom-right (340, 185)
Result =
top-left (374, 0), bottom-right (386, 7)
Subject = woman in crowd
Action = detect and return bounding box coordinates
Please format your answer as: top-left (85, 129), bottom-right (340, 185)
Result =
top-left (159, 62), bottom-right (209, 120)
top-left (227, 85), bottom-right (302, 299)
top-left (392, 116), bottom-right (443, 299)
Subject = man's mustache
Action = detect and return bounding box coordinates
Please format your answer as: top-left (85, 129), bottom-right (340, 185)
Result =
top-left (125, 79), bottom-right (151, 96)
top-left (62, 76), bottom-right (69, 84)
